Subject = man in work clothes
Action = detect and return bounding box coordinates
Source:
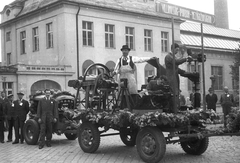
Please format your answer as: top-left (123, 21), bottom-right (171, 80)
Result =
top-left (37, 89), bottom-right (58, 149)
top-left (165, 43), bottom-right (192, 111)
top-left (220, 86), bottom-right (234, 127)
top-left (13, 92), bottom-right (29, 144)
top-left (5, 94), bottom-right (15, 142)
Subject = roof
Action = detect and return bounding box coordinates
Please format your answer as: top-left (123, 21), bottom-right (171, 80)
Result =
top-left (2, 0), bottom-right (181, 22)
top-left (181, 34), bottom-right (240, 50)
top-left (181, 22), bottom-right (240, 40)
top-left (180, 22), bottom-right (240, 50)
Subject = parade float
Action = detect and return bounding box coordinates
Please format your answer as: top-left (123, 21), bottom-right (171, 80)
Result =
top-left (66, 60), bottom-right (240, 163)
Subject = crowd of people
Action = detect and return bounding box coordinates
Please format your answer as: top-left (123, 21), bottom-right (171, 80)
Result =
top-left (0, 89), bottom-right (58, 149)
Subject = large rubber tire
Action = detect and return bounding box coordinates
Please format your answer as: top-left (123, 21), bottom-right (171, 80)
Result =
top-left (65, 133), bottom-right (77, 140)
top-left (78, 122), bottom-right (100, 153)
top-left (136, 127), bottom-right (166, 163)
top-left (23, 119), bottom-right (40, 145)
top-left (119, 127), bottom-right (138, 147)
top-left (180, 137), bottom-right (209, 155)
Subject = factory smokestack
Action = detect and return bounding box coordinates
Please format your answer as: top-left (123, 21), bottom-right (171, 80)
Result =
top-left (214, 0), bottom-right (229, 29)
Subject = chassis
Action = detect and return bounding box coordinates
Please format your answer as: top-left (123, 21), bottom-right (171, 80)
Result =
top-left (23, 92), bottom-right (79, 145)
top-left (69, 62), bottom-right (240, 163)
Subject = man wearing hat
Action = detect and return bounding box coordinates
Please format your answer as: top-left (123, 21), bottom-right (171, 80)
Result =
top-left (206, 87), bottom-right (218, 112)
top-left (113, 45), bottom-right (151, 95)
top-left (5, 94), bottom-right (15, 142)
top-left (37, 89), bottom-right (58, 149)
top-left (12, 91), bottom-right (29, 144)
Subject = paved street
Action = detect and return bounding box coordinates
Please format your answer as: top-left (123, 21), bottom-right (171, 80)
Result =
top-left (0, 128), bottom-right (240, 163)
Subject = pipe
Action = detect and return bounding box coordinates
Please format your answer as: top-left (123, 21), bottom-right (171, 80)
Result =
top-left (76, 5), bottom-right (80, 78)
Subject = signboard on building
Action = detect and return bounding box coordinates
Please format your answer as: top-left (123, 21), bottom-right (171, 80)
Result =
top-left (155, 2), bottom-right (215, 25)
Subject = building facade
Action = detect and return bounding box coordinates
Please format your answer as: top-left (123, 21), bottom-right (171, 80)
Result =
top-left (0, 0), bottom-right (182, 98)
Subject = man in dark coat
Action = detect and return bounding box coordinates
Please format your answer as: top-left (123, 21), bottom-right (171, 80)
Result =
top-left (5, 94), bottom-right (15, 142)
top-left (206, 87), bottom-right (218, 112)
top-left (220, 86), bottom-right (234, 127)
top-left (0, 92), bottom-right (9, 131)
top-left (164, 43), bottom-right (192, 111)
top-left (37, 89), bottom-right (58, 149)
top-left (13, 92), bottom-right (29, 144)
top-left (0, 102), bottom-right (5, 143)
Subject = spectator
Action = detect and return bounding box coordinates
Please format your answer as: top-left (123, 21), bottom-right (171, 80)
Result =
top-left (206, 88), bottom-right (218, 112)
top-left (0, 101), bottom-right (5, 143)
top-left (0, 92), bottom-right (9, 131)
top-left (220, 86), bottom-right (234, 127)
top-left (37, 89), bottom-right (58, 149)
top-left (5, 94), bottom-right (15, 142)
top-left (179, 90), bottom-right (186, 106)
top-left (12, 92), bottom-right (29, 144)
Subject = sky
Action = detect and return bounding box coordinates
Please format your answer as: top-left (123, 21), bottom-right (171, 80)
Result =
top-left (0, 0), bottom-right (240, 62)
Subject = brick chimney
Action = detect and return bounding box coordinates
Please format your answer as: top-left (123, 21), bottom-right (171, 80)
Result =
top-left (214, 0), bottom-right (229, 29)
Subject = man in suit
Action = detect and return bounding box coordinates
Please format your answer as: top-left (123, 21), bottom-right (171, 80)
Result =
top-left (13, 92), bottom-right (29, 144)
top-left (0, 101), bottom-right (5, 143)
top-left (206, 87), bottom-right (218, 112)
top-left (5, 94), bottom-right (15, 142)
top-left (220, 86), bottom-right (234, 127)
top-left (37, 89), bottom-right (58, 149)
top-left (0, 92), bottom-right (9, 131)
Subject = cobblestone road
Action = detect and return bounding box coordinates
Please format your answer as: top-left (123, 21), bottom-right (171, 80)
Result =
top-left (0, 128), bottom-right (240, 163)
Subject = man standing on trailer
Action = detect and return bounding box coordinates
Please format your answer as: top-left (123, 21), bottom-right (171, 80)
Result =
top-left (37, 89), bottom-right (58, 149)
top-left (113, 45), bottom-right (152, 95)
top-left (165, 43), bottom-right (192, 111)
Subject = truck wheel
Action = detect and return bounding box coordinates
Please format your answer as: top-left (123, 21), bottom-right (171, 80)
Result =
top-left (23, 119), bottom-right (40, 145)
top-left (119, 128), bottom-right (138, 147)
top-left (136, 127), bottom-right (166, 163)
top-left (78, 122), bottom-right (100, 153)
top-left (65, 133), bottom-right (77, 140)
top-left (180, 137), bottom-right (209, 155)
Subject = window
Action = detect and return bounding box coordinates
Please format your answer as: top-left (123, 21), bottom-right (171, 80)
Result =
top-left (6, 32), bottom-right (11, 42)
top-left (125, 27), bottom-right (135, 50)
top-left (2, 82), bottom-right (13, 96)
top-left (144, 29), bottom-right (153, 52)
top-left (33, 27), bottom-right (39, 51)
top-left (46, 23), bottom-right (53, 48)
top-left (144, 63), bottom-right (155, 84)
top-left (82, 21), bottom-right (93, 46)
top-left (20, 31), bottom-right (26, 54)
top-left (7, 53), bottom-right (11, 66)
top-left (211, 66), bottom-right (223, 90)
top-left (161, 32), bottom-right (168, 52)
top-left (105, 24), bottom-right (115, 48)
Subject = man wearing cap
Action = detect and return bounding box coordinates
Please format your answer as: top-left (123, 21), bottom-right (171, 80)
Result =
top-left (12, 91), bottom-right (29, 144)
top-left (206, 88), bottom-right (218, 112)
top-left (5, 94), bottom-right (15, 142)
top-left (165, 43), bottom-right (192, 111)
top-left (113, 45), bottom-right (151, 95)
top-left (37, 89), bottom-right (58, 149)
